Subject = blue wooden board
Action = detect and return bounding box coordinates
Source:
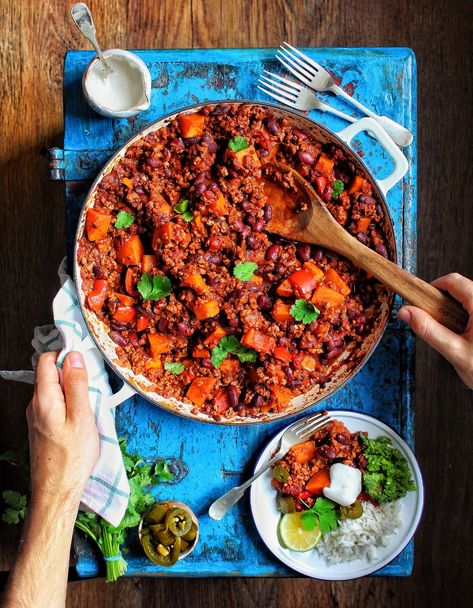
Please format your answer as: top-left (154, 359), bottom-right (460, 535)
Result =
top-left (61, 48), bottom-right (417, 578)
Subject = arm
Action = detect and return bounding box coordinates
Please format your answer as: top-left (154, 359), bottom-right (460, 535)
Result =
top-left (398, 273), bottom-right (473, 389)
top-left (3, 351), bottom-right (99, 608)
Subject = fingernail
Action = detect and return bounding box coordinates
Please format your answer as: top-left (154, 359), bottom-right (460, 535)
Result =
top-left (398, 308), bottom-right (411, 323)
top-left (68, 352), bottom-right (85, 368)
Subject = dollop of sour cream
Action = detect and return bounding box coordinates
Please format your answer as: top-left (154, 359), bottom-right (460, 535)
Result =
top-left (322, 463), bottom-right (362, 507)
top-left (85, 54), bottom-right (148, 112)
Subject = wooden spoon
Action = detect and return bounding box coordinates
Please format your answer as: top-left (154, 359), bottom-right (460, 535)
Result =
top-left (263, 162), bottom-right (468, 333)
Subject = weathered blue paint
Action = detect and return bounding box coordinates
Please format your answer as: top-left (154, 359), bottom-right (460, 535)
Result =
top-left (63, 48), bottom-right (417, 578)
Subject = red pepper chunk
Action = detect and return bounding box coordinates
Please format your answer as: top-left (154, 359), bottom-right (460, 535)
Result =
top-left (136, 317), bottom-right (150, 332)
top-left (87, 279), bottom-right (108, 312)
top-left (288, 269), bottom-right (317, 299)
top-left (241, 328), bottom-right (276, 354)
top-left (112, 306), bottom-right (136, 323)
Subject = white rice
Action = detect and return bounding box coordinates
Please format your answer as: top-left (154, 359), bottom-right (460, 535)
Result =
top-left (317, 501), bottom-right (402, 564)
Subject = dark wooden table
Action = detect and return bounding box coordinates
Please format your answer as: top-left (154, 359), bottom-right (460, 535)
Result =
top-left (1, 1), bottom-right (471, 606)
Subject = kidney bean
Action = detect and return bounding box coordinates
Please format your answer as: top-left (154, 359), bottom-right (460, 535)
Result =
top-left (201, 358), bottom-right (213, 369)
top-left (209, 276), bottom-right (220, 287)
top-left (208, 182), bottom-right (219, 192)
top-left (335, 433), bottom-right (349, 445)
top-left (331, 317), bottom-right (342, 328)
top-left (194, 171), bottom-right (207, 184)
top-left (228, 168), bottom-right (239, 178)
top-left (313, 248), bottom-right (324, 262)
top-left (307, 321), bottom-right (318, 332)
top-left (231, 288), bottom-right (244, 299)
top-left (163, 167), bottom-right (172, 178)
top-left (283, 365), bottom-right (294, 382)
top-left (246, 235), bottom-right (260, 250)
top-left (265, 244), bottom-right (281, 261)
top-left (359, 194), bottom-right (376, 206)
top-left (259, 149), bottom-right (269, 158)
top-left (356, 232), bottom-right (368, 244)
top-left (298, 150), bottom-right (315, 165)
top-left (228, 318), bottom-right (240, 328)
top-left (211, 104), bottom-right (231, 115)
top-left (320, 356), bottom-right (328, 366)
top-left (250, 395), bottom-right (264, 409)
top-left (111, 320), bottom-right (131, 331)
top-left (241, 201), bottom-right (252, 211)
top-left (163, 149), bottom-right (171, 161)
top-left (375, 243), bottom-right (388, 258)
top-left (136, 305), bottom-right (154, 319)
top-left (356, 314), bottom-right (366, 325)
top-left (208, 254), bottom-right (222, 265)
top-left (288, 378), bottom-right (302, 388)
top-left (319, 445), bottom-right (337, 460)
top-left (93, 265), bottom-right (105, 279)
top-left (184, 136), bottom-right (200, 146)
top-left (266, 117), bottom-right (280, 134)
top-left (327, 347), bottom-right (343, 360)
top-left (263, 204), bottom-right (273, 223)
top-left (155, 318), bottom-right (167, 334)
top-left (177, 322), bottom-right (190, 335)
top-left (257, 294), bottom-right (272, 310)
top-left (148, 157), bottom-right (162, 169)
top-left (227, 386), bottom-right (239, 408)
top-left (295, 500), bottom-right (303, 512)
top-left (358, 454), bottom-right (368, 469)
top-left (245, 214), bottom-right (256, 227)
top-left (171, 138), bottom-right (185, 151)
top-left (253, 219), bottom-right (264, 233)
top-left (134, 186), bottom-right (145, 196)
top-left (109, 331), bottom-right (127, 347)
top-left (296, 243), bottom-right (311, 262)
top-left (357, 324), bottom-right (365, 335)
top-left (292, 127), bottom-right (308, 140)
top-left (376, 204), bottom-right (384, 218)
top-left (194, 182), bottom-right (207, 196)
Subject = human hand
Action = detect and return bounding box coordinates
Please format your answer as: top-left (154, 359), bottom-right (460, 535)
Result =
top-left (26, 351), bottom-right (100, 510)
top-left (398, 273), bottom-right (473, 389)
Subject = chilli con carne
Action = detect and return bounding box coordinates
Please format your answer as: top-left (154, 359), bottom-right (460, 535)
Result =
top-left (77, 103), bottom-right (389, 420)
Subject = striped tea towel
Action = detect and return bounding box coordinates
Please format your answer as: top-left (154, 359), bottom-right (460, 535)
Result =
top-left (0, 259), bottom-right (130, 527)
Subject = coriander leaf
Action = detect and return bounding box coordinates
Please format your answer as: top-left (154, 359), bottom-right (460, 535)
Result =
top-left (137, 273), bottom-right (172, 301)
top-left (211, 343), bottom-right (229, 368)
top-left (164, 361), bottom-right (185, 375)
top-left (115, 211), bottom-right (134, 229)
top-left (173, 199), bottom-right (189, 214)
top-left (228, 136), bottom-right (249, 152)
top-left (219, 335), bottom-right (241, 353)
top-left (300, 510), bottom-right (318, 531)
top-left (2, 508), bottom-right (22, 525)
top-left (155, 460), bottom-right (174, 482)
top-left (233, 262), bottom-right (258, 282)
top-left (236, 348), bottom-right (258, 363)
top-left (290, 299), bottom-right (320, 324)
top-left (182, 211), bottom-right (194, 222)
top-left (2, 491), bottom-right (27, 525)
top-left (331, 180), bottom-right (344, 200)
top-left (312, 497), bottom-right (338, 534)
top-left (0, 450), bottom-right (22, 465)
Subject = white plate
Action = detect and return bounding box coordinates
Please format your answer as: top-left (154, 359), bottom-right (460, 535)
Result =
top-left (249, 410), bottom-right (424, 580)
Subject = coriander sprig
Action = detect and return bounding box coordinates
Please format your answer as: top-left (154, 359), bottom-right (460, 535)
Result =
top-left (115, 211), bottom-right (134, 229)
top-left (233, 261), bottom-right (258, 282)
top-left (300, 497), bottom-right (339, 534)
top-left (173, 199), bottom-right (194, 222)
top-left (290, 299), bottom-right (320, 325)
top-left (137, 273), bottom-right (172, 301)
top-left (228, 136), bottom-right (249, 152)
top-left (211, 335), bottom-right (257, 368)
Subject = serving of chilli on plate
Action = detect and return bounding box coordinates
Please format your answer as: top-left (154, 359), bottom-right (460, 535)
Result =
top-left (76, 102), bottom-right (392, 421)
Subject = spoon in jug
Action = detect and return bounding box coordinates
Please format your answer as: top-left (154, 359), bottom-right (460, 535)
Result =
top-left (263, 162), bottom-right (468, 333)
top-left (71, 3), bottom-right (113, 76)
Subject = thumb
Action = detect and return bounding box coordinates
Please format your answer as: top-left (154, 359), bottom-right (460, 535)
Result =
top-left (398, 306), bottom-right (462, 365)
top-left (62, 352), bottom-right (91, 420)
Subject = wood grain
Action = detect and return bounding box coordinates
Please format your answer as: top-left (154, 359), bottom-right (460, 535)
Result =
top-left (0, 0), bottom-right (472, 607)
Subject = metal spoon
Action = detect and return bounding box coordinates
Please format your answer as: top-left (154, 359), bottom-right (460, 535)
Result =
top-left (71, 3), bottom-right (113, 76)
top-left (263, 161), bottom-right (468, 333)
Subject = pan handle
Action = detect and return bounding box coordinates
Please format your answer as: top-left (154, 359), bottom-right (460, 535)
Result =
top-left (337, 117), bottom-right (408, 195)
top-left (101, 381), bottom-right (136, 409)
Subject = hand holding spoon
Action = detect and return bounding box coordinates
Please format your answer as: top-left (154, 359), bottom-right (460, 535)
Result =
top-left (71, 3), bottom-right (113, 76)
top-left (263, 162), bottom-right (468, 333)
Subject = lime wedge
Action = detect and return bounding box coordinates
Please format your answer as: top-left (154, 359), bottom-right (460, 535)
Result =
top-left (278, 512), bottom-right (322, 552)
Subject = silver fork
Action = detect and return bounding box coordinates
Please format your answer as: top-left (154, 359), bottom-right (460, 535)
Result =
top-left (208, 411), bottom-right (331, 520)
top-left (276, 42), bottom-right (413, 148)
top-left (258, 71), bottom-right (358, 123)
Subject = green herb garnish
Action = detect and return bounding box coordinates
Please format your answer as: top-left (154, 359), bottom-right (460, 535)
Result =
top-left (154, 460), bottom-right (174, 482)
top-left (137, 273), bottom-right (172, 301)
top-left (173, 199), bottom-right (194, 222)
top-left (233, 261), bottom-right (258, 281)
top-left (211, 335), bottom-right (258, 368)
top-left (359, 434), bottom-right (416, 503)
top-left (290, 299), bottom-right (320, 324)
top-left (300, 497), bottom-right (339, 534)
top-left (2, 490), bottom-right (27, 524)
top-left (115, 211), bottom-right (134, 229)
top-left (331, 180), bottom-right (344, 200)
top-left (164, 361), bottom-right (185, 375)
top-left (228, 136), bottom-right (249, 153)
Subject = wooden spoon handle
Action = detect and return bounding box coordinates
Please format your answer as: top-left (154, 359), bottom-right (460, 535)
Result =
top-left (345, 238), bottom-right (468, 333)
